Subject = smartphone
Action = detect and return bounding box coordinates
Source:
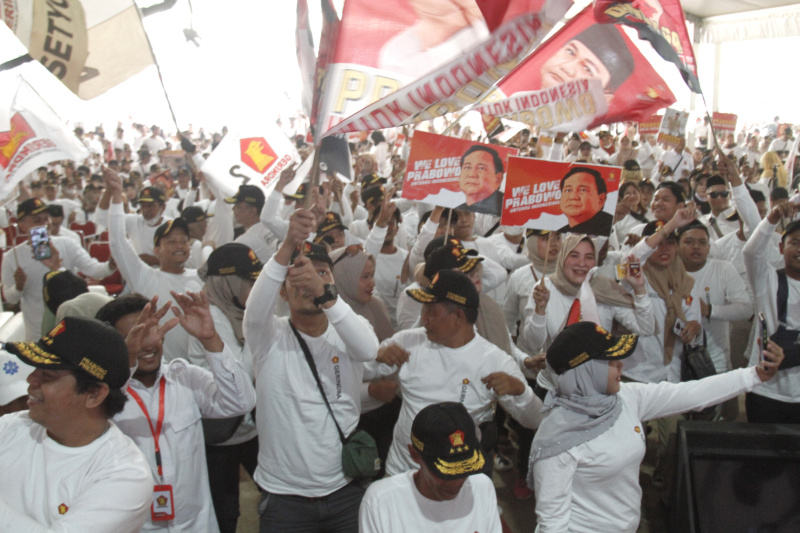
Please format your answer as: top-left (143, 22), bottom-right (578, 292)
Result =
top-left (759, 312), bottom-right (769, 361)
top-left (29, 225), bottom-right (52, 260)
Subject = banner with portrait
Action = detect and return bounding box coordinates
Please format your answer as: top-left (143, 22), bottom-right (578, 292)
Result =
top-left (501, 158), bottom-right (620, 237)
top-left (402, 131), bottom-right (518, 216)
top-left (638, 114), bottom-right (663, 135)
top-left (317, 0), bottom-right (573, 137)
top-left (657, 108), bottom-right (688, 150)
top-left (492, 7), bottom-right (676, 131)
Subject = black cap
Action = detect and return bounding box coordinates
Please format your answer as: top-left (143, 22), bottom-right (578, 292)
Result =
top-left (206, 243), bottom-right (263, 280)
top-left (153, 218), bottom-right (189, 246)
top-left (181, 206), bottom-right (214, 223)
top-left (782, 220), bottom-right (800, 243)
top-left (317, 211), bottom-right (347, 234)
top-left (705, 175), bottom-right (726, 188)
top-left (6, 317), bottom-right (130, 389)
top-left (45, 204), bottom-right (64, 218)
top-left (360, 173), bottom-right (386, 188)
top-left (17, 198), bottom-right (48, 218)
top-left (361, 184), bottom-right (385, 207)
top-left (42, 270), bottom-right (89, 314)
top-left (526, 228), bottom-right (552, 238)
top-left (136, 186), bottom-right (166, 204)
top-left (291, 241), bottom-right (333, 266)
top-left (546, 322), bottom-right (638, 375)
top-left (225, 185), bottom-right (265, 210)
top-left (410, 402), bottom-right (485, 480)
top-left (407, 269), bottom-right (479, 310)
top-left (423, 242), bottom-right (482, 280)
top-left (283, 183), bottom-right (312, 201)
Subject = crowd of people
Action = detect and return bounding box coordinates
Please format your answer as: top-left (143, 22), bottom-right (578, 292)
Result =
top-left (0, 114), bottom-right (797, 532)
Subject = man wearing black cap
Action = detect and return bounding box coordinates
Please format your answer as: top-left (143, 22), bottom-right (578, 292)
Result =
top-left (1, 198), bottom-right (113, 341)
top-left (366, 269), bottom-right (541, 476)
top-left (96, 181), bottom-right (172, 264)
top-left (0, 317), bottom-right (152, 531)
top-left (104, 169), bottom-right (203, 361)
top-left (743, 201), bottom-right (800, 423)
top-left (359, 402), bottom-right (501, 532)
top-left (244, 208), bottom-right (379, 531)
top-left (46, 204), bottom-right (82, 246)
top-left (316, 211), bottom-right (362, 250)
top-left (225, 184), bottom-right (279, 263)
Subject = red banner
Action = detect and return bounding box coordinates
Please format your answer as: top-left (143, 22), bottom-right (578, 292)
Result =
top-left (493, 7), bottom-right (675, 130)
top-left (402, 131), bottom-right (518, 216)
top-left (501, 158), bottom-right (620, 237)
top-left (638, 114), bottom-right (663, 135)
top-left (711, 112), bottom-right (737, 133)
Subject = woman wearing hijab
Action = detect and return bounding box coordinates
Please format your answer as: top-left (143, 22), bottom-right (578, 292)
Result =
top-left (531, 322), bottom-right (784, 533)
top-left (198, 242), bottom-right (262, 533)
top-left (330, 244), bottom-right (399, 478)
top-left (517, 232), bottom-right (656, 396)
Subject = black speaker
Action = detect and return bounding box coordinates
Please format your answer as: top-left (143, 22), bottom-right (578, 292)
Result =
top-left (668, 421), bottom-right (800, 533)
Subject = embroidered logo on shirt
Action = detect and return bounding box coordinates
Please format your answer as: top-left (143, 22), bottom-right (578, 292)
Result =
top-left (58, 503), bottom-right (68, 515)
top-left (332, 356), bottom-right (339, 364)
top-left (634, 425), bottom-right (645, 442)
top-left (3, 360), bottom-right (18, 375)
top-left (459, 379), bottom-right (469, 403)
top-left (333, 357), bottom-right (342, 399)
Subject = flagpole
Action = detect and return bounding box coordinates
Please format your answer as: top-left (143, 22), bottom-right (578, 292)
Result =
top-left (135, 5), bottom-right (181, 135)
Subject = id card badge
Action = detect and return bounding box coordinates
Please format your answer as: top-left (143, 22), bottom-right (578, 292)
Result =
top-left (151, 484), bottom-right (175, 521)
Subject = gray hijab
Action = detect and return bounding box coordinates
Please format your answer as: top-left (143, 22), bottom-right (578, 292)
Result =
top-left (528, 360), bottom-right (622, 483)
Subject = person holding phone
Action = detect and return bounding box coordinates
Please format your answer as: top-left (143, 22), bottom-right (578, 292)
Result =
top-left (1, 198), bottom-right (114, 341)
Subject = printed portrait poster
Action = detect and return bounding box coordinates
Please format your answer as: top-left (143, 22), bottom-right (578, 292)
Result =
top-left (402, 131), bottom-right (518, 216)
top-left (657, 108), bottom-right (689, 150)
top-left (711, 112), bottom-right (737, 133)
top-left (501, 158), bottom-right (620, 237)
top-left (638, 114), bottom-right (663, 135)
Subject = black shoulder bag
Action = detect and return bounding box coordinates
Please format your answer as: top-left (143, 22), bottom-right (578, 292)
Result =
top-left (771, 269), bottom-right (800, 370)
top-left (289, 322), bottom-right (381, 479)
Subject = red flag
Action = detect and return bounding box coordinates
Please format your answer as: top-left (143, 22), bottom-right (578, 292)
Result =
top-left (317, 0), bottom-right (572, 138)
top-left (593, 0), bottom-right (700, 93)
top-left (492, 7), bottom-right (675, 130)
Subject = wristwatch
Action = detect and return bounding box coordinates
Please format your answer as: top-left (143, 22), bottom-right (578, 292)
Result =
top-left (313, 283), bottom-right (338, 307)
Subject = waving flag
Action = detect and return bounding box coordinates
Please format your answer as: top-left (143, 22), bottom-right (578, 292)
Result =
top-left (318, 0), bottom-right (572, 138)
top-left (593, 0), bottom-right (700, 93)
top-left (0, 78), bottom-right (89, 199)
top-left (488, 6), bottom-right (676, 131)
top-left (2, 0), bottom-right (153, 99)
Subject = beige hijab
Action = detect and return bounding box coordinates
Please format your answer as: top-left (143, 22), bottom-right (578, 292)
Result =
top-left (330, 247), bottom-right (395, 342)
top-left (549, 234), bottom-right (634, 308)
top-left (643, 253), bottom-right (694, 363)
top-left (525, 235), bottom-right (557, 278)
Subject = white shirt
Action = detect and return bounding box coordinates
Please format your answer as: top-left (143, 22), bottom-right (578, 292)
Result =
top-left (142, 135), bottom-right (167, 157)
top-left (0, 412), bottom-right (152, 532)
top-left (108, 202), bottom-right (204, 361)
top-left (359, 471), bottom-right (501, 533)
top-left (687, 259), bottom-right (752, 372)
top-left (1, 237), bottom-right (112, 340)
top-left (95, 206), bottom-right (171, 257)
top-left (533, 368), bottom-right (762, 533)
top-left (235, 222), bottom-right (279, 264)
top-left (504, 263), bottom-right (547, 335)
top-left (115, 345), bottom-right (256, 532)
top-left (364, 225), bottom-right (409, 331)
top-left (244, 257), bottom-right (379, 497)
top-left (743, 217), bottom-right (800, 403)
top-left (364, 328), bottom-right (542, 476)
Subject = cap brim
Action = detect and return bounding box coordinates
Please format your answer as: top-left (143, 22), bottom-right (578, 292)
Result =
top-left (24, 205), bottom-right (49, 217)
top-left (318, 223), bottom-right (347, 234)
top-left (458, 256), bottom-right (483, 273)
top-left (224, 196), bottom-right (238, 204)
top-left (5, 341), bottom-right (71, 371)
top-left (600, 333), bottom-right (639, 360)
top-left (424, 448), bottom-right (487, 480)
top-left (406, 287), bottom-right (438, 304)
top-left (136, 197), bottom-right (157, 203)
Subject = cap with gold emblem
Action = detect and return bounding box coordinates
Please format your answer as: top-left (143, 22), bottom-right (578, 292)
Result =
top-left (5, 317), bottom-right (129, 389)
top-left (407, 269), bottom-right (480, 311)
top-left (546, 322), bottom-right (638, 375)
top-left (410, 401), bottom-right (485, 480)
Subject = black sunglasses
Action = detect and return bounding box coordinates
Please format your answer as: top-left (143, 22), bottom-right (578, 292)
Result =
top-left (708, 191), bottom-right (730, 199)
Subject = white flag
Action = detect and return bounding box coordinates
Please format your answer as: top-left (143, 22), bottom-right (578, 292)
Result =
top-left (201, 121), bottom-right (299, 199)
top-left (0, 78), bottom-right (89, 200)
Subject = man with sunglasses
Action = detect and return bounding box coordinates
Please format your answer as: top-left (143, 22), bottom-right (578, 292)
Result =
top-left (699, 175), bottom-right (738, 240)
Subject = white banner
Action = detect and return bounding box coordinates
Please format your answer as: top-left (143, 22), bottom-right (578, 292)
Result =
top-left (0, 78), bottom-right (90, 199)
top-left (474, 79), bottom-right (608, 133)
top-left (201, 121), bottom-right (299, 199)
